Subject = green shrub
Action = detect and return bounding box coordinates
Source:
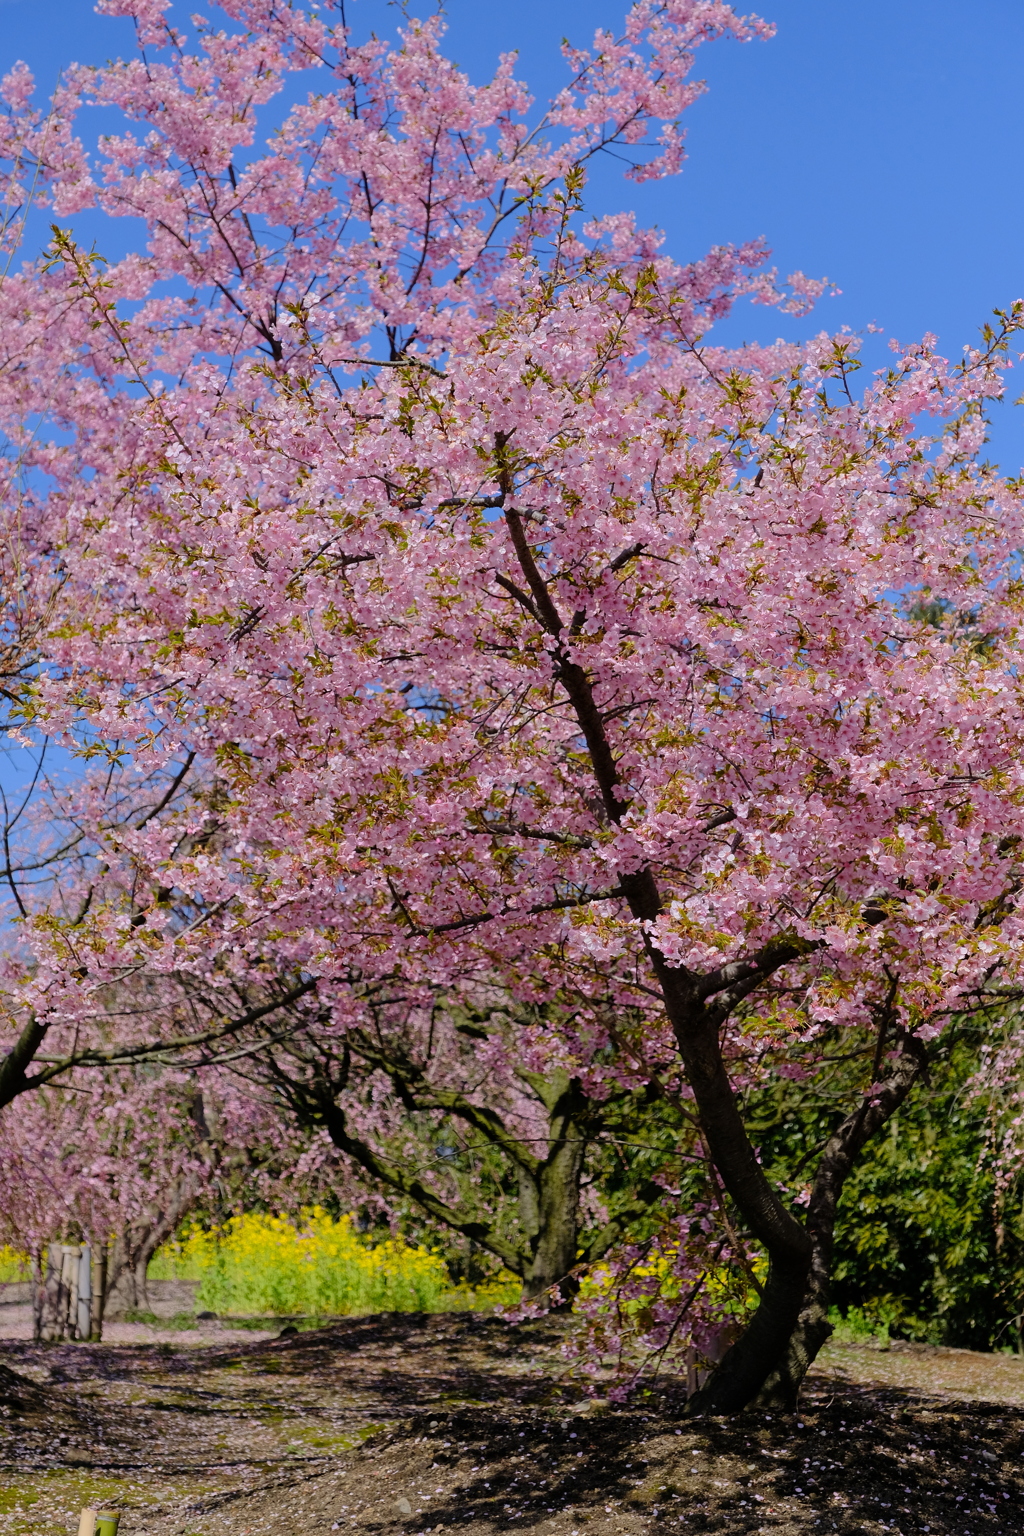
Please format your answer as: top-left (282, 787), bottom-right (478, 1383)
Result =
top-left (749, 1031), bottom-right (1024, 1351)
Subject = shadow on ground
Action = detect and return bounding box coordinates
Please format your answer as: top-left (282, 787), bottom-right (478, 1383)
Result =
top-left (0, 1311), bottom-right (1021, 1536)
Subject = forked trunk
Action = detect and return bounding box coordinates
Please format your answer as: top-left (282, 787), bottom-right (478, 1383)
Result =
top-left (106, 1182), bottom-right (197, 1315)
top-left (312, 1069), bottom-right (592, 1298)
top-left (650, 959), bottom-right (927, 1414)
top-left (500, 459), bottom-right (939, 1414)
top-left (657, 968), bottom-right (813, 1415)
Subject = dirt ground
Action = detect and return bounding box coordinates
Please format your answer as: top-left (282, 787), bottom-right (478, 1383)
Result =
top-left (1, 1311), bottom-right (1022, 1536)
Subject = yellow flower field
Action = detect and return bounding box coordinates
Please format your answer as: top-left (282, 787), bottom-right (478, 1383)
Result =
top-left (0, 1245), bottom-right (29, 1283)
top-left (149, 1209), bottom-right (520, 1316)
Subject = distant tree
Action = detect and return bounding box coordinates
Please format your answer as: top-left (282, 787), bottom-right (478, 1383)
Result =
top-left (0, 1061), bottom-right (303, 1334)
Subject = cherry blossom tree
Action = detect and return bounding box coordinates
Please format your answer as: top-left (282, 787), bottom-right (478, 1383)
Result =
top-left (84, 288), bottom-right (1023, 1413)
top-left (2, 0), bottom-right (1023, 1413)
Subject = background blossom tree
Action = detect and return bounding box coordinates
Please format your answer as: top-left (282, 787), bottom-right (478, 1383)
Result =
top-left (244, 982), bottom-right (701, 1302)
top-left (0, 1059), bottom-right (319, 1336)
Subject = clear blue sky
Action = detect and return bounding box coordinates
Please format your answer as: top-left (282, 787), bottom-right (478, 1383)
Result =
top-left (2, 0), bottom-right (1022, 464)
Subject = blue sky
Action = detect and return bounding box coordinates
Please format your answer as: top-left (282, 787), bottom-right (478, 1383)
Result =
top-left (2, 0), bottom-right (1022, 465)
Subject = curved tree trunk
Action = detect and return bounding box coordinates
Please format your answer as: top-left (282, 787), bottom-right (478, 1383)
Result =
top-left (499, 459), bottom-right (937, 1415)
top-left (654, 964), bottom-right (814, 1415)
top-left (677, 1021), bottom-right (927, 1414)
top-left (311, 1074), bottom-right (592, 1295)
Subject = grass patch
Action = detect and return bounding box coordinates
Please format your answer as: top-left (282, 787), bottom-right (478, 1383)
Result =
top-left (280, 1422), bottom-right (388, 1453)
top-left (149, 1209), bottom-right (520, 1317)
top-left (0, 1469), bottom-right (187, 1536)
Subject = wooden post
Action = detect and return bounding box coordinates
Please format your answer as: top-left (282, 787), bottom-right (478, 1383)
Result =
top-left (64, 1245), bottom-right (80, 1340)
top-left (90, 1244), bottom-right (108, 1343)
top-left (78, 1510), bottom-right (97, 1536)
top-left (43, 1244), bottom-right (66, 1341)
top-left (77, 1245), bottom-right (92, 1341)
top-left (31, 1251), bottom-right (45, 1344)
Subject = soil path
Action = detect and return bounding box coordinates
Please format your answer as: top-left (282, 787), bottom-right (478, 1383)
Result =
top-left (1, 1313), bottom-right (1021, 1536)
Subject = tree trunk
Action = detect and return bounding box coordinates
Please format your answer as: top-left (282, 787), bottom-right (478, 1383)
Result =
top-left (132, 1254), bottom-right (150, 1312)
top-left (521, 1078), bottom-right (587, 1301)
top-left (502, 488), bottom-right (933, 1413)
top-left (107, 1231), bottom-right (140, 1309)
top-left (650, 966), bottom-right (814, 1414)
top-left (0, 1015), bottom-right (47, 1111)
top-left (106, 1181), bottom-right (198, 1314)
top-left (307, 1067), bottom-right (593, 1298)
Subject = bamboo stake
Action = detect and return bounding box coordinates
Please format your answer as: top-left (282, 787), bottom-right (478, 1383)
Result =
top-left (42, 1246), bottom-right (61, 1342)
top-left (78, 1508), bottom-right (97, 1536)
top-left (30, 1250), bottom-right (44, 1344)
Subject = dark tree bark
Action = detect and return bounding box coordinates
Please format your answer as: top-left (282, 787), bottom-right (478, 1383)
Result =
top-left (0, 976), bottom-right (318, 1112)
top-left (0, 1016), bottom-right (47, 1110)
top-left (657, 963), bottom-right (815, 1415)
